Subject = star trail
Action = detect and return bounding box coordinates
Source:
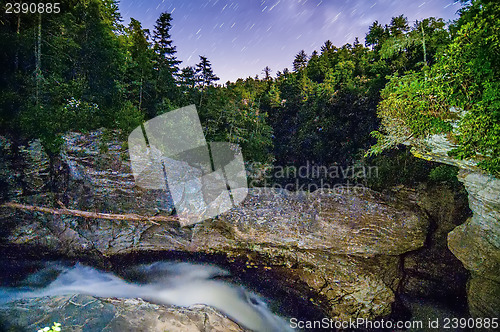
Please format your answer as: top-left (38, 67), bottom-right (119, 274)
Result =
top-left (118, 0), bottom-right (463, 83)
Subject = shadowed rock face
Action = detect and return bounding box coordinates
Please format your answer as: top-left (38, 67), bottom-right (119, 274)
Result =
top-left (448, 170), bottom-right (500, 318)
top-left (0, 295), bottom-right (248, 332)
top-left (391, 185), bottom-right (470, 308)
top-left (0, 131), bottom-right (429, 321)
top-left (412, 135), bottom-right (500, 319)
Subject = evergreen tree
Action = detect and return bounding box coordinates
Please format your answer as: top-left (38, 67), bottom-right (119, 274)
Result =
top-left (293, 50), bottom-right (308, 72)
top-left (389, 15), bottom-right (410, 36)
top-left (321, 40), bottom-right (334, 53)
top-left (153, 12), bottom-right (181, 73)
top-left (307, 50), bottom-right (325, 82)
top-left (262, 66), bottom-right (272, 81)
top-left (195, 55), bottom-right (219, 89)
top-left (195, 55), bottom-right (219, 107)
top-left (152, 12), bottom-right (181, 113)
top-left (125, 18), bottom-right (155, 116)
top-left (365, 21), bottom-right (388, 50)
top-left (179, 66), bottom-right (197, 90)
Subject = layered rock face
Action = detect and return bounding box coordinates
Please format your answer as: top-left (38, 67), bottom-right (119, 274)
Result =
top-left (413, 135), bottom-right (500, 318)
top-left (0, 131), bottom-right (430, 321)
top-left (0, 295), bottom-right (247, 332)
top-left (448, 171), bottom-right (500, 318)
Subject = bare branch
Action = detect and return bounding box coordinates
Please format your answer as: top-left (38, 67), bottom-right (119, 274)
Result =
top-left (0, 202), bottom-right (182, 226)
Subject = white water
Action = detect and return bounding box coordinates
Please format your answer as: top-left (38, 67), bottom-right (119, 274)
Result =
top-left (0, 261), bottom-right (293, 332)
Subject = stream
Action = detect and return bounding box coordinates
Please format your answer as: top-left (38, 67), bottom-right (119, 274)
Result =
top-left (0, 259), bottom-right (305, 332)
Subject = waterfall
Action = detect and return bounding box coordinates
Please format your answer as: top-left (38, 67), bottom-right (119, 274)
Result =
top-left (0, 261), bottom-right (293, 332)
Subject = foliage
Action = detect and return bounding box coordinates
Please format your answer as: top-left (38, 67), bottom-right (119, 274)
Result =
top-left (428, 165), bottom-right (460, 184)
top-left (198, 80), bottom-right (274, 163)
top-left (113, 101), bottom-right (144, 134)
top-left (364, 149), bottom-right (434, 191)
top-left (37, 322), bottom-right (61, 332)
top-left (195, 56), bottom-right (220, 89)
top-left (293, 50), bottom-right (308, 72)
top-left (267, 41), bottom-right (381, 169)
top-left (369, 0), bottom-right (500, 175)
top-left (1, 0), bottom-right (491, 187)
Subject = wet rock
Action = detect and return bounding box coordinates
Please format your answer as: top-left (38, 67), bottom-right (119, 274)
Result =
top-left (467, 276), bottom-right (500, 319)
top-left (61, 131), bottom-right (175, 216)
top-left (0, 295), bottom-right (247, 332)
top-left (19, 140), bottom-right (51, 193)
top-left (414, 134), bottom-right (479, 171)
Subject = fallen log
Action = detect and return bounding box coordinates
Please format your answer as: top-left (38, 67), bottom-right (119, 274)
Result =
top-left (0, 202), bottom-right (181, 226)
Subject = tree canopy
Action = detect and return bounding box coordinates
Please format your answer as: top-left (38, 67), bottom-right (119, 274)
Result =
top-left (369, 0), bottom-right (500, 175)
top-left (0, 0), bottom-right (495, 187)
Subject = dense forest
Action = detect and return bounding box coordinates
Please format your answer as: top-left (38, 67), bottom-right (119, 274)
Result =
top-left (0, 0), bottom-right (498, 190)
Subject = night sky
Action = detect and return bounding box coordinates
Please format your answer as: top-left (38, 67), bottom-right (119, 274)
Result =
top-left (118, 0), bottom-right (463, 83)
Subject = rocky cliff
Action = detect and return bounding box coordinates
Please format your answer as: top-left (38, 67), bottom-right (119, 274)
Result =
top-left (0, 130), bottom-right (454, 324)
top-left (412, 134), bottom-right (500, 318)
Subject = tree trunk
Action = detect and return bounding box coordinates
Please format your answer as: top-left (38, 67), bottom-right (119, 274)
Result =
top-left (1, 202), bottom-right (180, 225)
top-left (14, 15), bottom-right (20, 70)
top-left (421, 23), bottom-right (427, 65)
top-left (35, 13), bottom-right (42, 105)
top-left (138, 75), bottom-right (144, 112)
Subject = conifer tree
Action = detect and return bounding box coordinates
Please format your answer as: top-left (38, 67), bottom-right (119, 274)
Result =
top-left (195, 55), bottom-right (219, 89)
top-left (153, 12), bottom-right (181, 74)
top-left (293, 50), bottom-right (308, 72)
top-left (152, 12), bottom-right (182, 113)
top-left (262, 66), bottom-right (272, 81)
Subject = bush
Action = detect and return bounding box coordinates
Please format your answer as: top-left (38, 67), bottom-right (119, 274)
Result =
top-left (37, 322), bottom-right (61, 332)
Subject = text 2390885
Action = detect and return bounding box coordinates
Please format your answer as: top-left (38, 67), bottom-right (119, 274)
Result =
top-left (5, 3), bottom-right (60, 14)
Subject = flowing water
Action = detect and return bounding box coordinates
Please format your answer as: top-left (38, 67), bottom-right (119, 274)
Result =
top-left (0, 260), bottom-right (296, 332)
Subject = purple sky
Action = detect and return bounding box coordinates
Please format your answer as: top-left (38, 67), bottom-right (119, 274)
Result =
top-left (118, 0), bottom-right (463, 83)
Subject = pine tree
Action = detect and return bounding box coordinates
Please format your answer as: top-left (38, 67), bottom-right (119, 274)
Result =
top-left (195, 55), bottom-right (219, 107)
top-left (365, 21), bottom-right (387, 50)
top-left (126, 18), bottom-right (153, 114)
top-left (179, 66), bottom-right (196, 90)
top-left (152, 12), bottom-right (181, 112)
top-left (262, 66), bottom-right (272, 81)
top-left (321, 40), bottom-right (334, 53)
top-left (153, 12), bottom-right (181, 74)
top-left (293, 50), bottom-right (308, 72)
top-left (389, 15), bottom-right (410, 36)
top-left (195, 55), bottom-right (219, 89)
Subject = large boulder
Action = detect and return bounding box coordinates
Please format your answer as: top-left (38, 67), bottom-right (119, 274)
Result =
top-left (0, 295), bottom-right (247, 332)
